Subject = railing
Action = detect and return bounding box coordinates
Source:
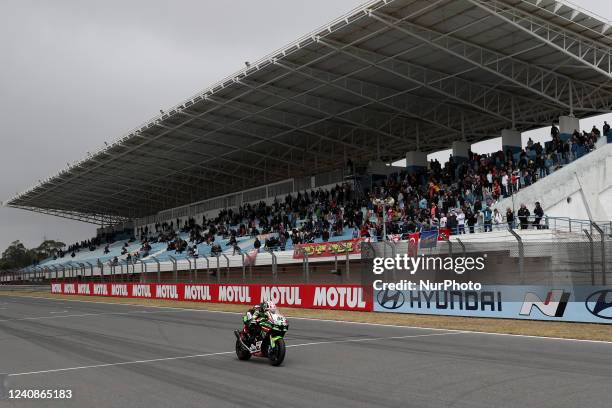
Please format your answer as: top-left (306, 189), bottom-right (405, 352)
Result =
top-left (3, 216), bottom-right (610, 285)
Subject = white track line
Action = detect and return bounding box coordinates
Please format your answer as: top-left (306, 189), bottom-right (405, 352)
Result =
top-left (4, 294), bottom-right (612, 344)
top-left (7, 331), bottom-right (464, 377)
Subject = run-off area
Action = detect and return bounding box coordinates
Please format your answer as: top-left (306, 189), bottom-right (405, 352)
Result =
top-left (0, 295), bottom-right (610, 408)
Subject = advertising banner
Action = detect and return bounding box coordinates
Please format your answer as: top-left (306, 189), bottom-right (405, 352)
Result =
top-left (292, 238), bottom-right (362, 259)
top-left (374, 285), bottom-right (612, 324)
top-left (50, 283), bottom-right (372, 311)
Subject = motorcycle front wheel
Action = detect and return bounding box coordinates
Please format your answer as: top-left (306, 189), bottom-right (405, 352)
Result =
top-left (268, 338), bottom-right (286, 366)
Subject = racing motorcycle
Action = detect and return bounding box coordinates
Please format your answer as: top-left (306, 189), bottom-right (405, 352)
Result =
top-left (234, 310), bottom-right (288, 366)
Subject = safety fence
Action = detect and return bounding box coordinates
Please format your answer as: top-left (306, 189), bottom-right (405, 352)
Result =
top-left (32, 280), bottom-right (612, 324)
top-left (7, 226), bottom-right (612, 324)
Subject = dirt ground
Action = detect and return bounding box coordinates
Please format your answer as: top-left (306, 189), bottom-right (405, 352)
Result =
top-left (2, 290), bottom-right (611, 341)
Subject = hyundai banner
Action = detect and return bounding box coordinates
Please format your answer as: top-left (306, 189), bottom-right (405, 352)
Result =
top-left (374, 285), bottom-right (612, 324)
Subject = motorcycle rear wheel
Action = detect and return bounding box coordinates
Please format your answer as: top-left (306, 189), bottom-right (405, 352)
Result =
top-left (268, 338), bottom-right (286, 366)
top-left (235, 339), bottom-right (251, 361)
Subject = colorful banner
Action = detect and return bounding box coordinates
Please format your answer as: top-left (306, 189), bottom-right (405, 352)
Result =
top-left (50, 283), bottom-right (372, 311)
top-left (437, 228), bottom-right (452, 241)
top-left (256, 233), bottom-right (276, 241)
top-left (388, 234), bottom-right (402, 242)
top-left (374, 285), bottom-right (612, 324)
top-left (243, 249), bottom-right (258, 266)
top-left (419, 230), bottom-right (438, 249)
top-left (292, 238), bottom-right (362, 259)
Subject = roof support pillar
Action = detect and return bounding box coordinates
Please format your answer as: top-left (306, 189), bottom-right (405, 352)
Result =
top-left (452, 141), bottom-right (471, 162)
top-left (502, 129), bottom-right (522, 155)
top-left (405, 151), bottom-right (427, 175)
top-left (559, 116), bottom-right (580, 141)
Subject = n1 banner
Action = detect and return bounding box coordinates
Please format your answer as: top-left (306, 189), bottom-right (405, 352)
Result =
top-left (292, 238), bottom-right (362, 259)
top-left (51, 283), bottom-right (373, 311)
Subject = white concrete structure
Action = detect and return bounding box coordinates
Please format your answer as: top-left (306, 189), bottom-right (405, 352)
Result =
top-left (494, 143), bottom-right (612, 222)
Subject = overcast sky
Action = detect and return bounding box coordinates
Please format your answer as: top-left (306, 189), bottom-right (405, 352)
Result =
top-left (1, 0), bottom-right (611, 252)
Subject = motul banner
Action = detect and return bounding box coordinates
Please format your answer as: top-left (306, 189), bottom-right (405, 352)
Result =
top-left (292, 238), bottom-right (362, 259)
top-left (50, 283), bottom-right (372, 311)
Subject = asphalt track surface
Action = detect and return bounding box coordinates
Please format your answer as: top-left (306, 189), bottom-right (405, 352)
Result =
top-left (0, 296), bottom-right (611, 408)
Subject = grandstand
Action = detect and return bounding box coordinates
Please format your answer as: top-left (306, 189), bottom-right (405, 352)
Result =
top-left (3, 0), bottom-right (612, 283)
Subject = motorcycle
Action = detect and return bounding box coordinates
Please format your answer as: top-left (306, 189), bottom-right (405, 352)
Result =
top-left (234, 310), bottom-right (289, 366)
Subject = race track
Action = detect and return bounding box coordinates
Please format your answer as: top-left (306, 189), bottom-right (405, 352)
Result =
top-left (0, 295), bottom-right (610, 408)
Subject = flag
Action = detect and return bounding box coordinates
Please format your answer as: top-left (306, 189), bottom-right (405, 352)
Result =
top-left (408, 232), bottom-right (420, 257)
top-left (388, 234), bottom-right (402, 242)
top-left (419, 230), bottom-right (438, 249)
top-left (437, 228), bottom-right (452, 241)
top-left (244, 249), bottom-right (258, 266)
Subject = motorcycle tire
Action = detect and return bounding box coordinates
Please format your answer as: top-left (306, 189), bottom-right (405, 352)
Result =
top-left (235, 339), bottom-right (251, 361)
top-left (268, 338), bottom-right (286, 366)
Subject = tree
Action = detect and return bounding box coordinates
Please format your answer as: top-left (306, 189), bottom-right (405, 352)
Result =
top-left (35, 240), bottom-right (65, 259)
top-left (1, 240), bottom-right (37, 269)
top-left (0, 239), bottom-right (67, 270)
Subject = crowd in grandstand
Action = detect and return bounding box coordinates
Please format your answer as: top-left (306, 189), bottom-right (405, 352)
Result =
top-left (52, 231), bottom-right (132, 260)
top-left (133, 121), bottom-right (602, 253)
top-left (58, 121), bottom-right (605, 263)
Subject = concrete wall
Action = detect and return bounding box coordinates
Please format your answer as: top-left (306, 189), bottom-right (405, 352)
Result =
top-left (493, 143), bottom-right (612, 221)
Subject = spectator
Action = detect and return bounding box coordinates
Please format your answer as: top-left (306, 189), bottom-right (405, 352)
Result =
top-left (505, 208), bottom-right (514, 229)
top-left (211, 244), bottom-right (222, 256)
top-left (493, 208), bottom-right (503, 230)
top-left (551, 123), bottom-right (559, 138)
top-left (517, 204), bottom-right (530, 229)
top-left (456, 209), bottom-right (465, 234)
top-left (483, 206), bottom-right (493, 232)
top-left (466, 209), bottom-right (476, 234)
top-left (533, 202), bottom-right (544, 229)
top-left (439, 213), bottom-right (447, 229)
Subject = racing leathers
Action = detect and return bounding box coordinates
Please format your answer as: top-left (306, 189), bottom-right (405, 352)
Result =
top-left (242, 304), bottom-right (268, 348)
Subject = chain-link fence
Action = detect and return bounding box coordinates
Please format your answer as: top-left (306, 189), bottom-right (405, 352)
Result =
top-left (359, 228), bottom-right (612, 288)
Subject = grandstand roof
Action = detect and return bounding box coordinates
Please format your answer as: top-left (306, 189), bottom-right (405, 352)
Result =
top-left (7, 0), bottom-right (612, 224)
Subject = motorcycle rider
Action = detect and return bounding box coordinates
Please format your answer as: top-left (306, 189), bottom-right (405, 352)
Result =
top-left (242, 300), bottom-right (277, 351)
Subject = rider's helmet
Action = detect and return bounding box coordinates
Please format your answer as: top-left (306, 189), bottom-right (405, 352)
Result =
top-left (260, 300), bottom-right (277, 313)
